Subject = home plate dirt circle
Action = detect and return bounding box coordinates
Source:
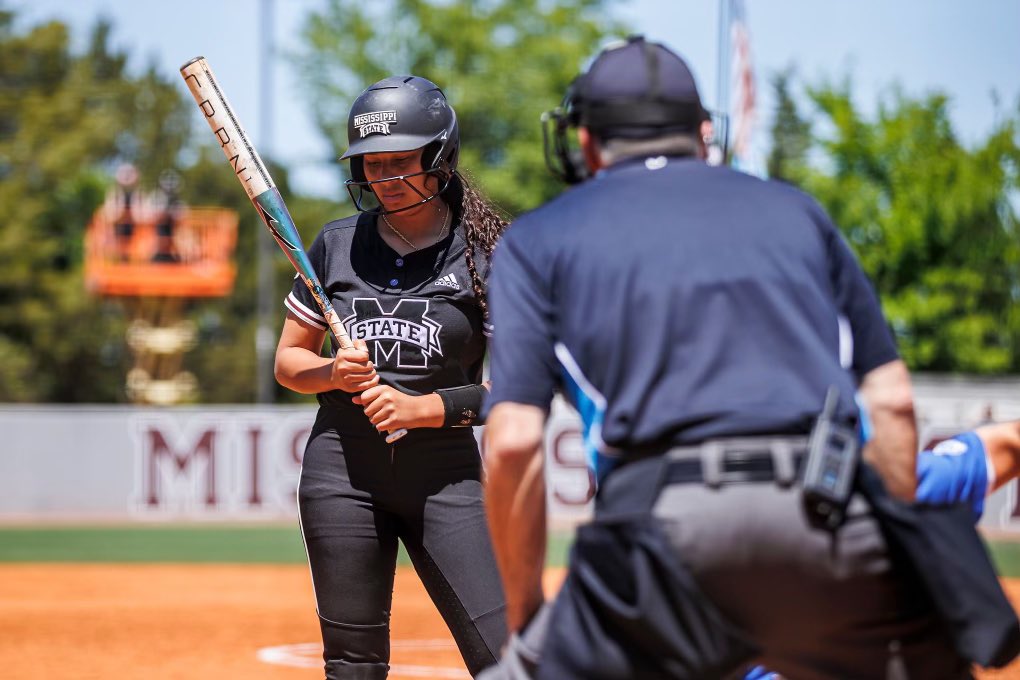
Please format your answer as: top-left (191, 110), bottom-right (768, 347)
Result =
top-left (256, 639), bottom-right (471, 678)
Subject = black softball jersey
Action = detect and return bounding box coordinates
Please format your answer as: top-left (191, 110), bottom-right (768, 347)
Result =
top-left (284, 211), bottom-right (491, 409)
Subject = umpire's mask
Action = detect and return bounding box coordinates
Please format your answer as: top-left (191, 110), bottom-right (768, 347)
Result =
top-left (542, 35), bottom-right (723, 184)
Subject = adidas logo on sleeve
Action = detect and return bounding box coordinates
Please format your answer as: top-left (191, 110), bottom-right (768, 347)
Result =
top-left (433, 273), bottom-right (460, 290)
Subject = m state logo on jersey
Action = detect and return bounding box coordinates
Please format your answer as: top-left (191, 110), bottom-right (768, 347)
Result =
top-left (343, 298), bottom-right (442, 369)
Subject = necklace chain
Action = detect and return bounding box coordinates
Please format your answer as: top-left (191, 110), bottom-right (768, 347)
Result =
top-left (381, 204), bottom-right (450, 252)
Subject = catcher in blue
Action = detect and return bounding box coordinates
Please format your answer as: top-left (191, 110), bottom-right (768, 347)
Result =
top-left (744, 419), bottom-right (1020, 679)
top-left (915, 422), bottom-right (1020, 519)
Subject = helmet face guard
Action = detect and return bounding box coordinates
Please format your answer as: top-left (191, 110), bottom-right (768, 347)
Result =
top-left (344, 165), bottom-right (454, 215)
top-left (341, 76), bottom-right (459, 213)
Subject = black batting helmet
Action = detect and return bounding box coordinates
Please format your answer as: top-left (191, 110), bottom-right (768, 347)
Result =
top-left (341, 75), bottom-right (460, 213)
top-left (542, 36), bottom-right (723, 184)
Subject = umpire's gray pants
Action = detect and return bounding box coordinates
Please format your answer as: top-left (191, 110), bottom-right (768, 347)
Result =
top-left (482, 473), bottom-right (969, 680)
top-left (649, 481), bottom-right (966, 679)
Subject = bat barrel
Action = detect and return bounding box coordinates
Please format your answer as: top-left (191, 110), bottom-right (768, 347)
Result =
top-left (179, 56), bottom-right (275, 199)
top-left (179, 56), bottom-right (407, 443)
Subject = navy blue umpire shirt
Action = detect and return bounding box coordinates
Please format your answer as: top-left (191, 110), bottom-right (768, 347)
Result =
top-left (485, 156), bottom-right (899, 480)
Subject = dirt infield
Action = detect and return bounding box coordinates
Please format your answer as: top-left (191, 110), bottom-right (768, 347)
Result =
top-left (0, 564), bottom-right (1017, 679)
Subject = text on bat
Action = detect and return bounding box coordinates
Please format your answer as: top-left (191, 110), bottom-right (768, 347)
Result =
top-left (228, 154), bottom-right (252, 183)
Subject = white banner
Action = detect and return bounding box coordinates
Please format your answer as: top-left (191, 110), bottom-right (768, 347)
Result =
top-left (0, 400), bottom-right (591, 523)
top-left (2, 376), bottom-right (1020, 529)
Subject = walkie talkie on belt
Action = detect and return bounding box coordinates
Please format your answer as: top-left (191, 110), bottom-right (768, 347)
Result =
top-left (802, 386), bottom-right (859, 530)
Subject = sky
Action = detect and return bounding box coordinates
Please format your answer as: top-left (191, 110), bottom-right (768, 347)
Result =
top-left (13, 0), bottom-right (1020, 199)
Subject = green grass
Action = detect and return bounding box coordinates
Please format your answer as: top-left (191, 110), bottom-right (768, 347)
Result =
top-left (987, 539), bottom-right (1020, 578)
top-left (6, 525), bottom-right (1018, 578)
top-left (0, 525), bottom-right (577, 567)
top-left (0, 525), bottom-right (309, 563)
top-left (545, 530), bottom-right (574, 568)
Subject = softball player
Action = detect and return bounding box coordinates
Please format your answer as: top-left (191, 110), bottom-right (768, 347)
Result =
top-left (274, 76), bottom-right (507, 679)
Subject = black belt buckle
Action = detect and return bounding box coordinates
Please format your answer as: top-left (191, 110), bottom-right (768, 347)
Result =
top-left (709, 447), bottom-right (771, 488)
top-left (666, 438), bottom-right (803, 488)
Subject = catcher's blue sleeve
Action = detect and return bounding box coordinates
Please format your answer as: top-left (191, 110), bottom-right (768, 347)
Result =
top-left (859, 401), bottom-right (990, 519)
top-left (746, 428), bottom-right (990, 680)
top-left (916, 431), bottom-right (991, 520)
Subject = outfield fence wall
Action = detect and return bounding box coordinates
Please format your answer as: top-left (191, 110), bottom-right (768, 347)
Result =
top-left (1, 374), bottom-right (1019, 530)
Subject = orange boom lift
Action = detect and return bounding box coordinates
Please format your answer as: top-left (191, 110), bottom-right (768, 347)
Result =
top-left (85, 166), bottom-right (238, 404)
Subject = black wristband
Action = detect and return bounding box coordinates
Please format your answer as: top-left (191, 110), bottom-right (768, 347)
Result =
top-left (436, 384), bottom-right (488, 427)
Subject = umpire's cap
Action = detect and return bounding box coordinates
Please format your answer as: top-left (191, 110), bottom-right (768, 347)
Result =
top-left (568, 35), bottom-right (707, 139)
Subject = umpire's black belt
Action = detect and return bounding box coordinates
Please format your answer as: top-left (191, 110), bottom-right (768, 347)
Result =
top-left (596, 435), bottom-right (812, 517)
top-left (660, 436), bottom-right (809, 488)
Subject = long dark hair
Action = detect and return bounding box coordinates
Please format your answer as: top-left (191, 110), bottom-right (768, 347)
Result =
top-left (445, 171), bottom-right (508, 324)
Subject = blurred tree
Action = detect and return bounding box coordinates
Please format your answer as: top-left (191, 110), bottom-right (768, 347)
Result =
top-left (767, 76), bottom-right (1020, 373)
top-left (765, 67), bottom-right (811, 184)
top-left (296, 0), bottom-right (627, 215)
top-left (176, 148), bottom-right (262, 403)
top-left (178, 149), bottom-right (334, 404)
top-left (0, 13), bottom-right (192, 401)
top-left (0, 9), bottom-right (337, 402)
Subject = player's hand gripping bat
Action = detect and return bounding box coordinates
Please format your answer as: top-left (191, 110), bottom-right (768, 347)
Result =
top-left (180, 56), bottom-right (407, 443)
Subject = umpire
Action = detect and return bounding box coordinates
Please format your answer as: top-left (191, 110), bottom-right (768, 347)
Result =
top-left (481, 36), bottom-right (970, 679)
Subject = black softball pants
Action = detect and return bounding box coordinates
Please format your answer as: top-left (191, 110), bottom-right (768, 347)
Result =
top-left (298, 407), bottom-right (507, 679)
